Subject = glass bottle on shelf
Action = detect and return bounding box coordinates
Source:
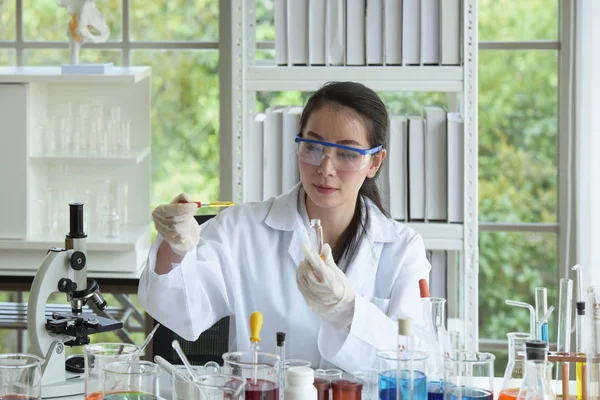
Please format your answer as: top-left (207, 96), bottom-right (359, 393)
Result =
top-left (499, 332), bottom-right (530, 400)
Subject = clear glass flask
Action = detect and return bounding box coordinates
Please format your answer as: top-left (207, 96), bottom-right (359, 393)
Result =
top-left (418, 297), bottom-right (451, 399)
top-left (499, 332), bottom-right (530, 400)
top-left (516, 360), bottom-right (555, 400)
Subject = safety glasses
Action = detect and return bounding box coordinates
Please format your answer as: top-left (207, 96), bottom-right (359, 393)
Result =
top-left (295, 134), bottom-right (382, 172)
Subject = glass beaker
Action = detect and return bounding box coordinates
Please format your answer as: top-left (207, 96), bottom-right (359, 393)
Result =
top-left (0, 353), bottom-right (44, 399)
top-left (419, 297), bottom-right (451, 398)
top-left (315, 369), bottom-right (343, 382)
top-left (352, 370), bottom-right (378, 400)
top-left (171, 362), bottom-right (221, 400)
top-left (377, 349), bottom-right (428, 400)
top-left (499, 332), bottom-right (530, 400)
top-left (195, 373), bottom-right (246, 400)
top-left (222, 351), bottom-right (280, 400)
top-left (102, 361), bottom-right (161, 399)
top-left (83, 342), bottom-right (140, 400)
top-left (443, 351), bottom-right (495, 400)
top-left (516, 360), bottom-right (555, 400)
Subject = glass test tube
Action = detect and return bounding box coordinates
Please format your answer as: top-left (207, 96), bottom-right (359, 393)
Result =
top-left (587, 286), bottom-right (600, 400)
top-left (535, 287), bottom-right (549, 342)
top-left (310, 219), bottom-right (324, 256)
top-left (556, 279), bottom-right (573, 398)
top-left (277, 331), bottom-right (286, 400)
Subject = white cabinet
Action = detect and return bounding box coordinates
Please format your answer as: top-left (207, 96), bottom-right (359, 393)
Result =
top-left (0, 66), bottom-right (151, 274)
top-left (219, 1), bottom-right (480, 349)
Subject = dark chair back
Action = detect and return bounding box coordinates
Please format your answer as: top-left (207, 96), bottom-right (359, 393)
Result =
top-left (150, 214), bottom-right (230, 365)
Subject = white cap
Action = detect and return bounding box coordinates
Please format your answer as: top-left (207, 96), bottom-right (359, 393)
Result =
top-left (397, 317), bottom-right (413, 336)
top-left (286, 366), bottom-right (314, 386)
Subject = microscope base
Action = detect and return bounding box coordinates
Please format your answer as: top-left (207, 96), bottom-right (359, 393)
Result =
top-left (42, 373), bottom-right (83, 399)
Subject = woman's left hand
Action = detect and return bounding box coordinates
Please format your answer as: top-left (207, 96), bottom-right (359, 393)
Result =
top-left (296, 243), bottom-right (355, 328)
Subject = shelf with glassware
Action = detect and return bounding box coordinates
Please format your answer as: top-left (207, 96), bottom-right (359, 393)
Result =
top-left (222, 0), bottom-right (478, 348)
top-left (0, 66), bottom-right (152, 274)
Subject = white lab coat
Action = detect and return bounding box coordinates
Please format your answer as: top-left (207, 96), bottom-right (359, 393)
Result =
top-left (138, 184), bottom-right (431, 373)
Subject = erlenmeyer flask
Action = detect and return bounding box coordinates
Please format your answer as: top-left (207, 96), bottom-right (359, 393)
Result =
top-left (516, 360), bottom-right (555, 400)
top-left (499, 333), bottom-right (530, 400)
top-left (417, 297), bottom-right (451, 398)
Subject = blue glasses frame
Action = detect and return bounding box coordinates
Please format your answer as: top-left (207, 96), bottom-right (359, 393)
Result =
top-left (294, 134), bottom-right (383, 155)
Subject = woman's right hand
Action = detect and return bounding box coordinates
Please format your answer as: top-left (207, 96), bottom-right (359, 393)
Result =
top-left (152, 193), bottom-right (200, 253)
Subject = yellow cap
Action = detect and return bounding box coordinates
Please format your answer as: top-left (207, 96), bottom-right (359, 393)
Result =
top-left (250, 311), bottom-right (263, 343)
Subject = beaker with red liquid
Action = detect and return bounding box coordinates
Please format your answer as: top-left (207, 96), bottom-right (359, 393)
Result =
top-left (223, 351), bottom-right (280, 400)
top-left (0, 353), bottom-right (44, 400)
top-left (499, 333), bottom-right (530, 400)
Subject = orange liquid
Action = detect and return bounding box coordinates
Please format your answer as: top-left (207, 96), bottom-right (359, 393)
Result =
top-left (85, 392), bottom-right (103, 400)
top-left (498, 388), bottom-right (519, 400)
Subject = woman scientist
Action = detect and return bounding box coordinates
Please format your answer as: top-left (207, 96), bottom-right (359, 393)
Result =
top-left (138, 81), bottom-right (431, 372)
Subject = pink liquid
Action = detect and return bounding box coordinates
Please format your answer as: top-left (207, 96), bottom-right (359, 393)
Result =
top-left (244, 378), bottom-right (278, 400)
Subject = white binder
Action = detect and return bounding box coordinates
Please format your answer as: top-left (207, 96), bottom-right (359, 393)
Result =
top-left (423, 105), bottom-right (447, 221)
top-left (245, 113), bottom-right (266, 203)
top-left (408, 116), bottom-right (425, 220)
top-left (447, 112), bottom-right (464, 223)
top-left (346, 0), bottom-right (366, 65)
top-left (389, 116), bottom-right (408, 220)
top-left (282, 106), bottom-right (303, 193)
top-left (274, 0), bottom-right (288, 65)
top-left (263, 106), bottom-right (285, 199)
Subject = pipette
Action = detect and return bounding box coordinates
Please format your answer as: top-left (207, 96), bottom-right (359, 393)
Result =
top-left (249, 311), bottom-right (263, 386)
top-left (172, 339), bottom-right (199, 383)
top-left (506, 300), bottom-right (536, 339)
top-left (135, 322), bottom-right (160, 358)
top-left (179, 200), bottom-right (237, 208)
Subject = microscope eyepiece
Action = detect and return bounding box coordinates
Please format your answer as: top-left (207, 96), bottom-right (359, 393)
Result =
top-left (68, 202), bottom-right (86, 239)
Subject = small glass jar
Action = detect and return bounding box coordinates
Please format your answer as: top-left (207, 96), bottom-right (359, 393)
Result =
top-left (332, 379), bottom-right (363, 400)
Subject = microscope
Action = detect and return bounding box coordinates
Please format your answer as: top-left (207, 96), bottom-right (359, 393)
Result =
top-left (27, 203), bottom-right (123, 398)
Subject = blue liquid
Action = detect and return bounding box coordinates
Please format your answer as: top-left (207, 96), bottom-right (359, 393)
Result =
top-left (540, 323), bottom-right (549, 342)
top-left (448, 387), bottom-right (493, 400)
top-left (427, 381), bottom-right (445, 400)
top-left (379, 370), bottom-right (427, 400)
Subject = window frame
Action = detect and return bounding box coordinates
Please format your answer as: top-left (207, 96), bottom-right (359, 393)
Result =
top-left (477, 0), bottom-right (575, 351)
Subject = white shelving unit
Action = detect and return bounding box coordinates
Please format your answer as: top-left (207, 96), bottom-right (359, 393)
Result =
top-left (220, 1), bottom-right (479, 349)
top-left (0, 66), bottom-right (152, 274)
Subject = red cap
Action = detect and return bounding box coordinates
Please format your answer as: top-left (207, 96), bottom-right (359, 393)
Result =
top-left (419, 279), bottom-right (430, 298)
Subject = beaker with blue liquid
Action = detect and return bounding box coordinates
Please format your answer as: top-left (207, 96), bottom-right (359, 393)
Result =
top-left (443, 351), bottom-right (495, 400)
top-left (377, 350), bottom-right (428, 400)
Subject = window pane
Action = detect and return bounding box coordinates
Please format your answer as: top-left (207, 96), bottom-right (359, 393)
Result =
top-left (130, 50), bottom-right (219, 207)
top-left (0, 1), bottom-right (16, 40)
top-left (479, 50), bottom-right (558, 223)
top-left (23, 0), bottom-right (122, 41)
top-left (130, 0), bottom-right (218, 42)
top-left (0, 50), bottom-right (16, 65)
top-left (479, 231), bottom-right (557, 375)
top-left (479, 0), bottom-right (558, 41)
top-left (256, 0), bottom-right (275, 42)
top-left (23, 49), bottom-right (70, 65)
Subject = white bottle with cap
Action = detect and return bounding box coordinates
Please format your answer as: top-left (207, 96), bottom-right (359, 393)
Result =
top-left (284, 366), bottom-right (317, 400)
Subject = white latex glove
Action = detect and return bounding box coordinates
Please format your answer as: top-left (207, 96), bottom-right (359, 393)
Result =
top-left (296, 243), bottom-right (355, 328)
top-left (151, 193), bottom-right (200, 254)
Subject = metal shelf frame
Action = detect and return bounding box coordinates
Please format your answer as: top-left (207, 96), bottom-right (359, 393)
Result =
top-left (219, 0), bottom-right (479, 350)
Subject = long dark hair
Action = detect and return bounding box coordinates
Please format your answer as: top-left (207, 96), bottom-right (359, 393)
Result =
top-left (299, 81), bottom-right (390, 266)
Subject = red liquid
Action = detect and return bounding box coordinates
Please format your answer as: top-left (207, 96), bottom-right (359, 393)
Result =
top-left (245, 378), bottom-right (278, 400)
top-left (0, 396), bottom-right (40, 400)
top-left (85, 392), bottom-right (103, 400)
top-left (498, 388), bottom-right (519, 400)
